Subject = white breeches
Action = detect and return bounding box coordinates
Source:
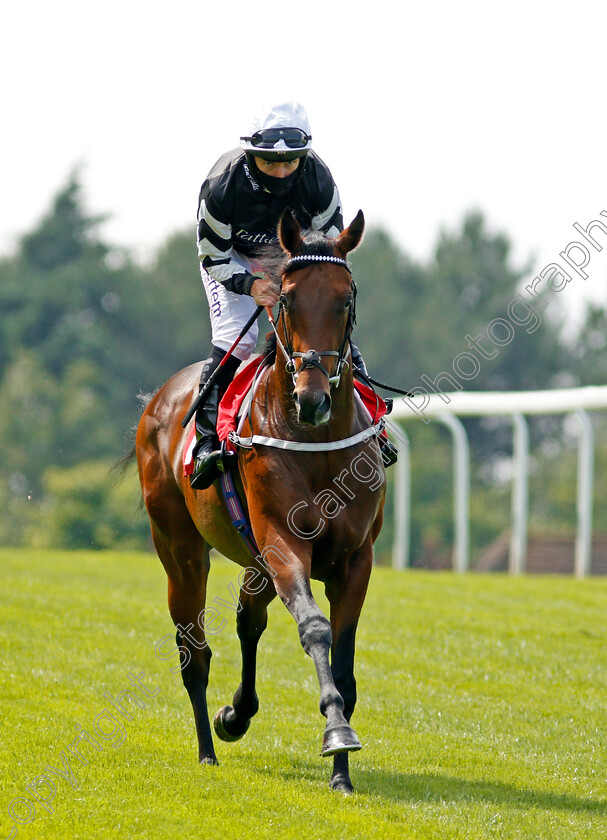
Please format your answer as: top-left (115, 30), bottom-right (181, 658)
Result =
top-left (200, 266), bottom-right (259, 361)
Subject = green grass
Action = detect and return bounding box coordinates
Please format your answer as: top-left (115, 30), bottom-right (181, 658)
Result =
top-left (0, 548), bottom-right (606, 840)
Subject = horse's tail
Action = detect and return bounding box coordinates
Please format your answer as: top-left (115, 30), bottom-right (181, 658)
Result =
top-left (110, 391), bottom-right (154, 504)
top-left (112, 443), bottom-right (137, 482)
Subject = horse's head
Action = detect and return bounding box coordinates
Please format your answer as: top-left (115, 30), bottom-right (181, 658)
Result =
top-left (277, 209), bottom-right (365, 426)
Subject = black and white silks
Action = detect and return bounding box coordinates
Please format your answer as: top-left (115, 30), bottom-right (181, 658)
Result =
top-left (196, 149), bottom-right (343, 295)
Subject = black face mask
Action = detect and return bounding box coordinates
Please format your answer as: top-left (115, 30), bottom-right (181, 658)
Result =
top-left (255, 166), bottom-right (300, 197)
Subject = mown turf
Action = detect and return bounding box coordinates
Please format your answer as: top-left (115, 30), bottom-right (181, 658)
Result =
top-left (0, 548), bottom-right (605, 839)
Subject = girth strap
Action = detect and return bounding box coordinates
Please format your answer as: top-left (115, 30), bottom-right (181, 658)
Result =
top-left (219, 471), bottom-right (260, 557)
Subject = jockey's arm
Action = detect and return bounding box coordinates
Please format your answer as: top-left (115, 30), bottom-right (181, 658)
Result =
top-left (197, 197), bottom-right (260, 296)
top-left (310, 184), bottom-right (344, 237)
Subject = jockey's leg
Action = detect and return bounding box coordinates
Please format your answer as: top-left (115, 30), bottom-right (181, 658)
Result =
top-left (190, 347), bottom-right (241, 490)
top-left (350, 341), bottom-right (398, 468)
top-left (190, 269), bottom-right (260, 490)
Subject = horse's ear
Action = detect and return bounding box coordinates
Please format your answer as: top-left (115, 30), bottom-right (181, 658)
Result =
top-left (335, 210), bottom-right (365, 256)
top-left (278, 208), bottom-right (304, 255)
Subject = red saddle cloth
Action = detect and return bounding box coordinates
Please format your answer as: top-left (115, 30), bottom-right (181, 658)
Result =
top-left (216, 356), bottom-right (266, 443)
top-left (183, 357), bottom-right (389, 476)
top-left (216, 356), bottom-right (388, 443)
top-left (182, 357), bottom-right (266, 475)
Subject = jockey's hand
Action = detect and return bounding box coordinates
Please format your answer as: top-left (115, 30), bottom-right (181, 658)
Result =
top-left (251, 274), bottom-right (279, 307)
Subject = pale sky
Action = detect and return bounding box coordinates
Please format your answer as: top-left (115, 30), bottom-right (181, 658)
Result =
top-left (3, 0), bottom-right (606, 322)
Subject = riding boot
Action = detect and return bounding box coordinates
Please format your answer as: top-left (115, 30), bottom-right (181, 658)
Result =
top-left (378, 436), bottom-right (399, 468)
top-left (190, 347), bottom-right (241, 490)
top-left (350, 342), bottom-right (398, 469)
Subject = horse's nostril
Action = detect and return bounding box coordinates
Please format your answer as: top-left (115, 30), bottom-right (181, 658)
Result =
top-left (296, 390), bottom-right (331, 425)
top-left (318, 394), bottom-right (331, 419)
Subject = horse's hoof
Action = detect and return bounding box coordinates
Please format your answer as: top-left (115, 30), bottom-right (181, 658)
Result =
top-left (199, 755), bottom-right (219, 766)
top-left (213, 705), bottom-right (250, 742)
top-left (330, 774), bottom-right (354, 795)
top-left (321, 725), bottom-right (363, 756)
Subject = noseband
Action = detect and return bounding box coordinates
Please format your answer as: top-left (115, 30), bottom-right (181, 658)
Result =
top-left (271, 255), bottom-right (357, 389)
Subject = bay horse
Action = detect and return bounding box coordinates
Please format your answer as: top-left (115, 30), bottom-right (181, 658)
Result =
top-left (135, 209), bottom-right (386, 793)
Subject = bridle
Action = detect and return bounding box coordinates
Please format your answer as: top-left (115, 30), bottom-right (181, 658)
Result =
top-left (269, 255), bottom-right (357, 389)
top-left (229, 254), bottom-right (386, 452)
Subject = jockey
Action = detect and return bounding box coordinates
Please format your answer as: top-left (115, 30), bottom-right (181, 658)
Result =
top-left (190, 101), bottom-right (397, 489)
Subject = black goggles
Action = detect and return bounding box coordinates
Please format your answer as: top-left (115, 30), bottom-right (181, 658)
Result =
top-left (241, 128), bottom-right (312, 149)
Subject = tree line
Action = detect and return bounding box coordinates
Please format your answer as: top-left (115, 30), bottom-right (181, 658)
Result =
top-left (1, 174), bottom-right (605, 563)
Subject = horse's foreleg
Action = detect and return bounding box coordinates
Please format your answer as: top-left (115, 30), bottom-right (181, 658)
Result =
top-left (325, 542), bottom-right (373, 794)
top-left (214, 570), bottom-right (276, 742)
top-left (269, 549), bottom-right (362, 759)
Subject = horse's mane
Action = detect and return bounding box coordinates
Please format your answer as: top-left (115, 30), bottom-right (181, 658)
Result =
top-left (260, 330), bottom-right (277, 363)
top-left (289, 229), bottom-right (337, 259)
top-left (247, 228), bottom-right (337, 282)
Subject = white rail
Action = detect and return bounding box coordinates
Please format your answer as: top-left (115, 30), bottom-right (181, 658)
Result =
top-left (388, 385), bottom-right (607, 575)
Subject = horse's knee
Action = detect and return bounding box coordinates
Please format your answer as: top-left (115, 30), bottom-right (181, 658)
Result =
top-left (297, 612), bottom-right (345, 718)
top-left (298, 614), bottom-right (332, 655)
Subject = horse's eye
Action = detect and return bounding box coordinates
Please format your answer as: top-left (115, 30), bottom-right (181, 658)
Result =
top-left (279, 294), bottom-right (288, 310)
top-left (344, 296), bottom-right (353, 310)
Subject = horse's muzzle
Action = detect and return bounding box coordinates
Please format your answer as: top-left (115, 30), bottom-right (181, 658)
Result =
top-left (294, 390), bottom-right (332, 426)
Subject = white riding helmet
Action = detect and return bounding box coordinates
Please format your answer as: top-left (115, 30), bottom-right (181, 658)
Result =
top-left (240, 102), bottom-right (312, 161)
